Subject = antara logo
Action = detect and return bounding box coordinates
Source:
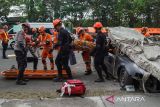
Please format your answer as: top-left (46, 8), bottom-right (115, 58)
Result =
top-left (105, 96), bottom-right (145, 104)
top-left (105, 95), bottom-right (115, 104)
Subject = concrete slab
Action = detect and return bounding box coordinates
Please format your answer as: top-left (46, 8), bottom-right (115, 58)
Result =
top-left (0, 94), bottom-right (160, 107)
top-left (0, 97), bottom-right (105, 107)
top-left (101, 94), bottom-right (160, 107)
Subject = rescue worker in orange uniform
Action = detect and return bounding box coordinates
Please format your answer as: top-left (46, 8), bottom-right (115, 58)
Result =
top-left (37, 26), bottom-right (54, 70)
top-left (0, 25), bottom-right (9, 59)
top-left (77, 27), bottom-right (93, 75)
top-left (141, 27), bottom-right (150, 37)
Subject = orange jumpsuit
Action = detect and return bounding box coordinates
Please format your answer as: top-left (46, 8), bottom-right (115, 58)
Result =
top-left (79, 33), bottom-right (93, 72)
top-left (38, 33), bottom-right (54, 70)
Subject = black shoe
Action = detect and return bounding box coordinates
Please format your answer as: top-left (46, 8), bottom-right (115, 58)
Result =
top-left (16, 80), bottom-right (27, 85)
top-left (95, 78), bottom-right (105, 82)
top-left (23, 79), bottom-right (29, 82)
top-left (53, 77), bottom-right (63, 82)
top-left (84, 70), bottom-right (92, 75)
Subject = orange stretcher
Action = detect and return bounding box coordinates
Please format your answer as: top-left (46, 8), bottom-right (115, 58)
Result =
top-left (1, 69), bottom-right (67, 79)
top-left (134, 28), bottom-right (160, 35)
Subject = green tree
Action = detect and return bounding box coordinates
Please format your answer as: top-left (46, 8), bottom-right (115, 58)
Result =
top-left (0, 0), bottom-right (12, 19)
top-left (60, 0), bottom-right (90, 26)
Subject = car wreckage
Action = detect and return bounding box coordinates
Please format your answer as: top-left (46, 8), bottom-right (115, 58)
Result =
top-left (105, 27), bottom-right (160, 93)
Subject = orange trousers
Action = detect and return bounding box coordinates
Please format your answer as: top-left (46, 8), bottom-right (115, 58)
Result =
top-left (41, 48), bottom-right (54, 70)
top-left (82, 51), bottom-right (91, 71)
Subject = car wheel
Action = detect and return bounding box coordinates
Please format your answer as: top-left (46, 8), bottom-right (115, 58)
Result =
top-left (144, 76), bottom-right (160, 93)
top-left (119, 68), bottom-right (133, 89)
top-left (10, 41), bottom-right (15, 50)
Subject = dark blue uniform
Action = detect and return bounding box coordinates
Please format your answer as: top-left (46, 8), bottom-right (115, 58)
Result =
top-left (55, 28), bottom-right (73, 79)
top-left (91, 31), bottom-right (109, 81)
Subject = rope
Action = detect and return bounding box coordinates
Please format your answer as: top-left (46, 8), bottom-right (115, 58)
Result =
top-left (142, 72), bottom-right (151, 93)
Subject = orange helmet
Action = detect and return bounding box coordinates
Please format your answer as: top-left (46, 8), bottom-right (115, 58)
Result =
top-left (53, 19), bottom-right (62, 27)
top-left (32, 28), bottom-right (37, 33)
top-left (77, 27), bottom-right (84, 34)
top-left (39, 26), bottom-right (46, 33)
top-left (93, 22), bottom-right (103, 29)
top-left (3, 25), bottom-right (8, 29)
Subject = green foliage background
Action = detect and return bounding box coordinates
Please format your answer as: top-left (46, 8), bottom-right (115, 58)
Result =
top-left (0, 0), bottom-right (160, 27)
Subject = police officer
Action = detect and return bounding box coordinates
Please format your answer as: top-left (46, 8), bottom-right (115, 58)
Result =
top-left (90, 22), bottom-right (110, 82)
top-left (14, 23), bottom-right (30, 85)
top-left (53, 19), bottom-right (73, 82)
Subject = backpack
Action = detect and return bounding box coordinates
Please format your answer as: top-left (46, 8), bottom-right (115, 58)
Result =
top-left (59, 80), bottom-right (86, 96)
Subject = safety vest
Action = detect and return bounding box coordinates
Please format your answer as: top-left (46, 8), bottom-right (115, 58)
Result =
top-left (0, 32), bottom-right (9, 43)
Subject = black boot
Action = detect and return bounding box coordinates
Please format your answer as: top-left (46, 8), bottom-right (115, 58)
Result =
top-left (53, 77), bottom-right (63, 82)
top-left (16, 80), bottom-right (27, 85)
top-left (23, 78), bottom-right (29, 82)
top-left (84, 70), bottom-right (92, 75)
top-left (105, 72), bottom-right (114, 80)
top-left (95, 78), bottom-right (105, 82)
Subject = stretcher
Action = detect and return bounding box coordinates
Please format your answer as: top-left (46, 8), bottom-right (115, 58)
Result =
top-left (1, 69), bottom-right (67, 79)
top-left (134, 28), bottom-right (160, 35)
